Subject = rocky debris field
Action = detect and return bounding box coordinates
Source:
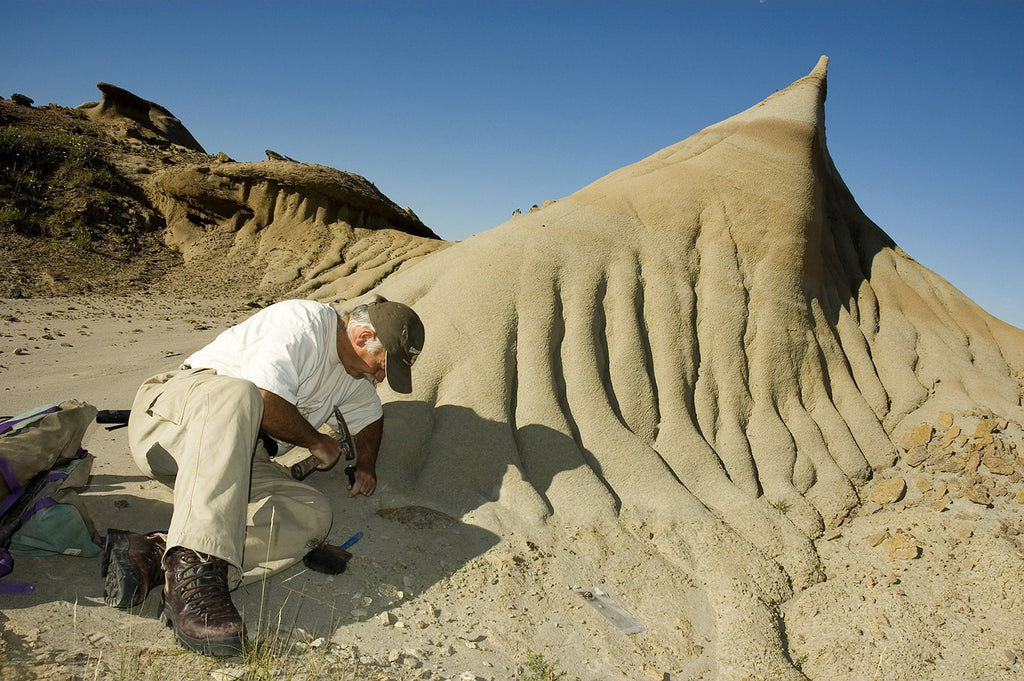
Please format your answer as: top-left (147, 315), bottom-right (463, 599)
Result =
top-left (783, 409), bottom-right (1024, 680)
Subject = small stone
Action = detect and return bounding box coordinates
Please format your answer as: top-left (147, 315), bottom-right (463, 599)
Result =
top-left (867, 530), bottom-right (888, 547)
top-left (905, 446), bottom-right (930, 467)
top-left (210, 667), bottom-right (247, 681)
top-left (938, 412), bottom-right (955, 428)
top-left (1003, 649), bottom-right (1017, 665)
top-left (929, 497), bottom-right (950, 512)
top-left (378, 612), bottom-right (396, 627)
top-left (941, 426), bottom-right (962, 447)
top-left (823, 528), bottom-right (842, 541)
top-left (1016, 489), bottom-right (1024, 504)
top-left (983, 455), bottom-right (1015, 475)
top-left (13, 347), bottom-right (29, 355)
top-left (883, 531), bottom-right (919, 561)
top-left (915, 477), bottom-right (933, 493)
top-left (10, 93), bottom-right (33, 106)
top-left (871, 477), bottom-right (907, 504)
top-left (902, 424), bottom-right (934, 450)
top-left (965, 450), bottom-right (982, 474)
top-left (975, 419), bottom-right (998, 437)
top-left (966, 486), bottom-right (992, 506)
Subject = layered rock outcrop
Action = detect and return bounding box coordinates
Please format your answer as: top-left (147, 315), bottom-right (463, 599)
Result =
top-left (148, 159), bottom-right (447, 300)
top-left (78, 82), bottom-right (206, 152)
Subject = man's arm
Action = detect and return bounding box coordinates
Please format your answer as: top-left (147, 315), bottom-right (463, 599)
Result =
top-left (349, 417), bottom-right (383, 497)
top-left (259, 389), bottom-right (341, 469)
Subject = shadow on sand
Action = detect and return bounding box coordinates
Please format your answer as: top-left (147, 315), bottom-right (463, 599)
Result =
top-left (3, 402), bottom-right (585, 663)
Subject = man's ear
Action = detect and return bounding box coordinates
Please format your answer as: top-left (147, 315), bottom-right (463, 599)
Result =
top-left (355, 328), bottom-right (376, 347)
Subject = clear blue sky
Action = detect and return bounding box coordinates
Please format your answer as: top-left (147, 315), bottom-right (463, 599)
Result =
top-left (4, 1), bottom-right (1023, 327)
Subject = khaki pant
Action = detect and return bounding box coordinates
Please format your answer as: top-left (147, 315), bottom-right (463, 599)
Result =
top-left (127, 369), bottom-right (333, 587)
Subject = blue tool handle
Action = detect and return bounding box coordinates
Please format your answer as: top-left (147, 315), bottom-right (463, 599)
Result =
top-left (339, 532), bottom-right (363, 551)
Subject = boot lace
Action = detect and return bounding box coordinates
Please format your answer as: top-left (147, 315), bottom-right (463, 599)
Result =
top-left (172, 550), bottom-right (239, 623)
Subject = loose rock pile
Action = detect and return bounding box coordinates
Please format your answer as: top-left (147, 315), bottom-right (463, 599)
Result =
top-left (898, 410), bottom-right (1024, 510)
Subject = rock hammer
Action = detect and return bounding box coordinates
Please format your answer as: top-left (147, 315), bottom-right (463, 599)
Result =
top-left (290, 406), bottom-right (357, 485)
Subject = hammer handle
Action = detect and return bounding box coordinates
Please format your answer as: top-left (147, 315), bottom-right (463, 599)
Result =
top-left (290, 456), bottom-right (357, 487)
top-left (290, 455), bottom-right (320, 480)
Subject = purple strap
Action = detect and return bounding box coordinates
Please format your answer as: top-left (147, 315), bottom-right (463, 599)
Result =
top-left (0, 404), bottom-right (64, 516)
top-left (0, 405), bottom-right (61, 436)
top-left (0, 455), bottom-right (21, 516)
top-left (18, 471), bottom-right (67, 522)
top-left (23, 497), bottom-right (57, 523)
top-left (0, 549), bottom-right (35, 595)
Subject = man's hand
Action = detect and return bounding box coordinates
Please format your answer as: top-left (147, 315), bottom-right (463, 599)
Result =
top-left (348, 417), bottom-right (383, 497)
top-left (348, 463), bottom-right (377, 497)
top-left (260, 389), bottom-right (341, 469)
top-left (307, 431), bottom-right (342, 470)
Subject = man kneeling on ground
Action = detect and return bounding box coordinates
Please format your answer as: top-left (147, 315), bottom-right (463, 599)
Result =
top-left (101, 296), bottom-right (424, 656)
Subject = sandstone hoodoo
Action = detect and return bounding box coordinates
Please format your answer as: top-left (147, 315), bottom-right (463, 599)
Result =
top-left (78, 82), bottom-right (207, 153)
top-left (365, 56), bottom-right (1024, 679)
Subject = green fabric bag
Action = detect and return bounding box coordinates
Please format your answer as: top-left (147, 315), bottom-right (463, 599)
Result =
top-left (6, 445), bottom-right (101, 557)
top-left (10, 501), bottom-right (102, 558)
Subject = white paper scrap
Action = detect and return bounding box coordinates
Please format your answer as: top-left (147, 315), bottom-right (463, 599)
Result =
top-left (579, 586), bottom-right (645, 634)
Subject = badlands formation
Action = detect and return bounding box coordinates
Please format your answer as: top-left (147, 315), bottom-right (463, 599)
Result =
top-left (3, 57), bottom-right (1024, 680)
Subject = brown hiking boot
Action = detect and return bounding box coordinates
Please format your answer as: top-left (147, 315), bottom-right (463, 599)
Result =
top-left (159, 546), bottom-right (247, 656)
top-left (101, 529), bottom-right (166, 609)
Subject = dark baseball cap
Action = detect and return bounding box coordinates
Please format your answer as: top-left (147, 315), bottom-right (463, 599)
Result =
top-left (367, 300), bottom-right (424, 393)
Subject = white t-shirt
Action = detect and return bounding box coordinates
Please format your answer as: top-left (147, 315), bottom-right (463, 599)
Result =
top-left (185, 300), bottom-right (383, 449)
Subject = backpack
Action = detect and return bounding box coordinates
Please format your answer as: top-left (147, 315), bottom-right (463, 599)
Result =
top-left (0, 400), bottom-right (100, 595)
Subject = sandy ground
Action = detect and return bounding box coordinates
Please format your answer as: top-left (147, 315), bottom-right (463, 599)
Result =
top-left (0, 295), bottom-right (667, 681)
top-left (3, 295), bottom-right (1024, 681)
top-left (0, 295), bottom-right (523, 681)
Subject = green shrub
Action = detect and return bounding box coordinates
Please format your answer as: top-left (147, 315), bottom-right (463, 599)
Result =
top-left (0, 205), bottom-right (27, 231)
top-left (0, 124), bottom-right (136, 245)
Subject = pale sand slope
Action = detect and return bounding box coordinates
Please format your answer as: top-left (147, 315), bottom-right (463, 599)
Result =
top-left (2, 57), bottom-right (1024, 681)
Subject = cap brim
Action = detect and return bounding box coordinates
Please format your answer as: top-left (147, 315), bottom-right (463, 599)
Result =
top-left (385, 349), bottom-right (413, 394)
